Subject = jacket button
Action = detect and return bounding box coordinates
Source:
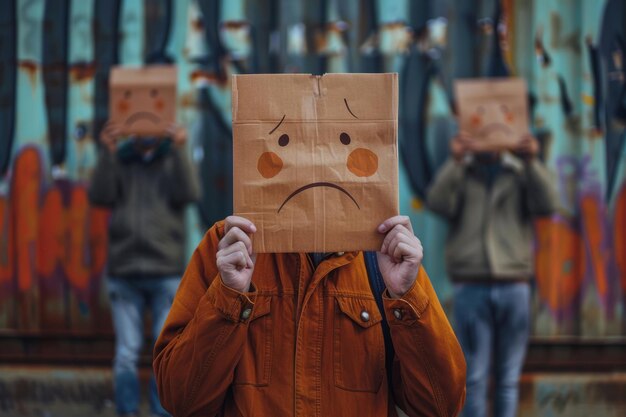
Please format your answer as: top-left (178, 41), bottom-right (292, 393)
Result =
top-left (360, 310), bottom-right (370, 322)
top-left (241, 308), bottom-right (252, 320)
top-left (393, 309), bottom-right (402, 320)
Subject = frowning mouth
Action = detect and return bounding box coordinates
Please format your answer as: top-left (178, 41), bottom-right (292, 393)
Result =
top-left (479, 123), bottom-right (513, 137)
top-left (277, 182), bottom-right (360, 213)
top-left (124, 111), bottom-right (161, 127)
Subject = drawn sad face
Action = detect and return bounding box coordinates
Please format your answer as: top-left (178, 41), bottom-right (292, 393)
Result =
top-left (469, 102), bottom-right (517, 143)
top-left (232, 73), bottom-right (398, 253)
top-left (456, 78), bottom-right (529, 150)
top-left (109, 66), bottom-right (177, 136)
top-left (114, 87), bottom-right (168, 133)
top-left (256, 98), bottom-right (381, 213)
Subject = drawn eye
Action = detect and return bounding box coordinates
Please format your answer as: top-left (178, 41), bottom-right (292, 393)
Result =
top-left (476, 106), bottom-right (485, 114)
top-left (340, 132), bottom-right (351, 145)
top-left (150, 88), bottom-right (159, 98)
top-left (278, 134), bottom-right (289, 147)
top-left (500, 104), bottom-right (509, 113)
top-left (124, 90), bottom-right (132, 99)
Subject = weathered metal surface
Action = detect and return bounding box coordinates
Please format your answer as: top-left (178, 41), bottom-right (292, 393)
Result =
top-left (42, 0), bottom-right (70, 168)
top-left (0, 0), bottom-right (18, 176)
top-left (0, 367), bottom-right (623, 416)
top-left (0, 0), bottom-right (624, 361)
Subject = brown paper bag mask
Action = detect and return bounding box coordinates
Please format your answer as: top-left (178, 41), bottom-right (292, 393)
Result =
top-left (454, 77), bottom-right (529, 151)
top-left (232, 73), bottom-right (399, 253)
top-left (109, 65), bottom-right (177, 137)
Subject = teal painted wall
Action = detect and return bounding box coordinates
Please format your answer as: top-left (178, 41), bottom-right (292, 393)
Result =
top-left (1, 0), bottom-right (625, 340)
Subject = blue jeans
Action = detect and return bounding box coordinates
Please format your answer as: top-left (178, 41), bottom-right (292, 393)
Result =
top-left (107, 276), bottom-right (180, 417)
top-left (453, 282), bottom-right (530, 417)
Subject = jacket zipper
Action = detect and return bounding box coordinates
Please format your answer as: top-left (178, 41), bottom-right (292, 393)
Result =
top-left (293, 254), bottom-right (316, 417)
top-left (292, 254), bottom-right (350, 417)
top-left (135, 164), bottom-right (143, 274)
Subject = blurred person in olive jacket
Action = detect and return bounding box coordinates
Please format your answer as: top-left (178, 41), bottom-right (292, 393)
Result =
top-left (427, 133), bottom-right (558, 417)
top-left (89, 121), bottom-right (200, 417)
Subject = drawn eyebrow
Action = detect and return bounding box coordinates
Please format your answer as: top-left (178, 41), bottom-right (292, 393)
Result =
top-left (269, 114), bottom-right (286, 134)
top-left (344, 98), bottom-right (359, 119)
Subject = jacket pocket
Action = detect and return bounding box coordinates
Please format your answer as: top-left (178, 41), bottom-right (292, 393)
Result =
top-left (233, 295), bottom-right (273, 386)
top-left (333, 295), bottom-right (385, 393)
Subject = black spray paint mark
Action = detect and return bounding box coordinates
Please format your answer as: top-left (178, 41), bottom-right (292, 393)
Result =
top-left (93, 0), bottom-right (122, 145)
top-left (42, 0), bottom-right (70, 166)
top-left (0, 0), bottom-right (17, 175)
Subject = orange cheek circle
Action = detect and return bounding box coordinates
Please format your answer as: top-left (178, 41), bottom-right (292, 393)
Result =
top-left (505, 112), bottom-right (515, 123)
top-left (470, 114), bottom-right (482, 128)
top-left (257, 152), bottom-right (283, 178)
top-left (117, 100), bottom-right (130, 113)
top-left (347, 148), bottom-right (378, 177)
top-left (154, 98), bottom-right (165, 112)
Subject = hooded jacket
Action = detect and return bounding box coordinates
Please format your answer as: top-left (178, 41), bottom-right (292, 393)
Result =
top-left (426, 154), bottom-right (558, 281)
top-left (88, 143), bottom-right (200, 277)
top-left (153, 221), bottom-right (466, 417)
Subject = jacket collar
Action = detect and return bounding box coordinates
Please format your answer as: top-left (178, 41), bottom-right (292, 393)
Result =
top-left (500, 152), bottom-right (525, 173)
top-left (465, 151), bottom-right (525, 174)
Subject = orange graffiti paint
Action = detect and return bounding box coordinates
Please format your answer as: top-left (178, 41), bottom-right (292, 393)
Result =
top-left (37, 188), bottom-right (66, 278)
top-left (37, 185), bottom-right (68, 330)
top-left (534, 217), bottom-right (586, 312)
top-left (580, 195), bottom-right (609, 299)
top-left (65, 187), bottom-right (90, 291)
top-left (0, 196), bottom-right (14, 284)
top-left (12, 148), bottom-right (41, 292)
top-left (614, 185), bottom-right (626, 292)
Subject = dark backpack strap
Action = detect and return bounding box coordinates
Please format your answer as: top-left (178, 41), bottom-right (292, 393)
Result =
top-left (363, 251), bottom-right (395, 384)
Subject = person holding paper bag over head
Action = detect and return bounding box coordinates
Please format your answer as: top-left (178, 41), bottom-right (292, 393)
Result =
top-left (89, 65), bottom-right (200, 417)
top-left (154, 74), bottom-right (466, 417)
top-left (427, 77), bottom-right (559, 417)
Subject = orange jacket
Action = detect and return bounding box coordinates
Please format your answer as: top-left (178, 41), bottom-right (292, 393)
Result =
top-left (154, 222), bottom-right (466, 417)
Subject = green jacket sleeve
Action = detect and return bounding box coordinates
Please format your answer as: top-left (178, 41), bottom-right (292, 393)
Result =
top-left (426, 158), bottom-right (466, 220)
top-left (88, 150), bottom-right (119, 207)
top-left (168, 146), bottom-right (201, 206)
top-left (522, 158), bottom-right (559, 216)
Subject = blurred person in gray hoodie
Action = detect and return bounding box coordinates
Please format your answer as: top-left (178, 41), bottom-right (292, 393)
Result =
top-left (89, 121), bottom-right (200, 417)
top-left (427, 133), bottom-right (558, 417)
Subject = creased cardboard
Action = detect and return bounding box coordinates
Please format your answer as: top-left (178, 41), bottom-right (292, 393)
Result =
top-left (232, 73), bottom-right (399, 253)
top-left (454, 77), bottom-right (529, 151)
top-left (109, 65), bottom-right (177, 137)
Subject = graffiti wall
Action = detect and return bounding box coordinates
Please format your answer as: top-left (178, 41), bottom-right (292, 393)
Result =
top-left (0, 0), bottom-right (625, 342)
top-left (511, 0), bottom-right (626, 338)
top-left (0, 146), bottom-right (110, 331)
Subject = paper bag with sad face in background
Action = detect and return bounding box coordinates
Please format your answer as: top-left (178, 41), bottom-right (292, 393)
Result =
top-left (232, 73), bottom-right (399, 253)
top-left (109, 65), bottom-right (177, 137)
top-left (454, 77), bottom-right (529, 151)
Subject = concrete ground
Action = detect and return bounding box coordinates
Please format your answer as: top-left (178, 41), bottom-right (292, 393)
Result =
top-left (0, 367), bottom-right (625, 416)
